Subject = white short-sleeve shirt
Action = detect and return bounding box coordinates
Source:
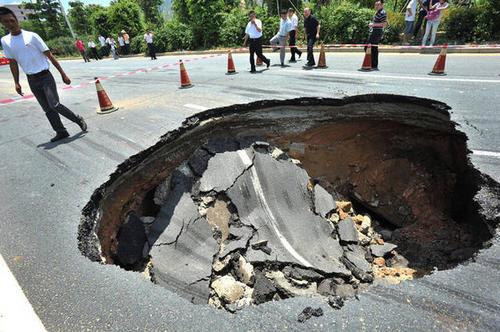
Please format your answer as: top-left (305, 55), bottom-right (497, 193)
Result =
top-left (245, 19), bottom-right (263, 38)
top-left (1, 30), bottom-right (50, 75)
top-left (118, 36), bottom-right (125, 46)
top-left (405, 0), bottom-right (418, 21)
top-left (144, 33), bottom-right (153, 44)
top-left (290, 14), bottom-right (299, 30)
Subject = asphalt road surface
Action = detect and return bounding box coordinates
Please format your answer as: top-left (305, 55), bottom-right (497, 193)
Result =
top-left (0, 52), bottom-right (499, 331)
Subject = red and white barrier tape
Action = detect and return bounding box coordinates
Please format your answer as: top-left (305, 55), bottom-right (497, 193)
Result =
top-left (263, 43), bottom-right (500, 49)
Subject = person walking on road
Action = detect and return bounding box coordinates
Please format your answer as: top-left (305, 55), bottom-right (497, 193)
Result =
top-left (365, 0), bottom-right (387, 71)
top-left (287, 8), bottom-right (302, 63)
top-left (121, 30), bottom-right (130, 54)
top-left (270, 10), bottom-right (291, 67)
top-left (243, 11), bottom-right (270, 73)
top-left (88, 40), bottom-right (100, 60)
top-left (421, 0), bottom-right (448, 47)
top-left (0, 7), bottom-right (87, 142)
top-left (144, 31), bottom-right (157, 60)
top-left (303, 8), bottom-right (320, 68)
top-left (403, 0), bottom-right (417, 45)
top-left (75, 38), bottom-right (90, 62)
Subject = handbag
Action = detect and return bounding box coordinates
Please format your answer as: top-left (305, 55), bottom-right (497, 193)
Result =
top-left (426, 9), bottom-right (440, 21)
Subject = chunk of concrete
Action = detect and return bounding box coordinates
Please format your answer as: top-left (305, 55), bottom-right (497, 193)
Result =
top-left (253, 271), bottom-right (277, 304)
top-left (211, 275), bottom-right (246, 304)
top-left (226, 152), bottom-right (350, 276)
top-left (370, 243), bottom-right (398, 257)
top-left (188, 148), bottom-right (212, 176)
top-left (338, 218), bottom-right (359, 244)
top-left (314, 184), bottom-right (337, 218)
top-left (199, 149), bottom-right (254, 193)
top-left (206, 200), bottom-right (231, 242)
top-left (220, 225), bottom-right (253, 258)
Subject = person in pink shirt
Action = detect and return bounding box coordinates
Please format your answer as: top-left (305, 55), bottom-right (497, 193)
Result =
top-left (75, 38), bottom-right (90, 62)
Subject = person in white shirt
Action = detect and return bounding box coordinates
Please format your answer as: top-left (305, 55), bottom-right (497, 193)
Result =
top-left (117, 34), bottom-right (125, 54)
top-left (243, 10), bottom-right (270, 73)
top-left (404, 0), bottom-right (418, 44)
top-left (88, 40), bottom-right (100, 60)
top-left (421, 0), bottom-right (449, 46)
top-left (270, 10), bottom-right (292, 66)
top-left (144, 31), bottom-right (157, 60)
top-left (0, 7), bottom-right (87, 142)
top-left (98, 34), bottom-right (108, 56)
top-left (287, 8), bottom-right (302, 62)
top-left (109, 37), bottom-right (119, 60)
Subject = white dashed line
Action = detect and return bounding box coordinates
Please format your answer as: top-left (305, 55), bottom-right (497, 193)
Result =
top-left (184, 103), bottom-right (208, 111)
top-left (286, 69), bottom-right (500, 84)
top-left (472, 149), bottom-right (500, 158)
top-left (0, 254), bottom-right (46, 332)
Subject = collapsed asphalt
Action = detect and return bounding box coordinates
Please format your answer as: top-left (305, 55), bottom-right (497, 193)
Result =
top-left (1, 53), bottom-right (499, 331)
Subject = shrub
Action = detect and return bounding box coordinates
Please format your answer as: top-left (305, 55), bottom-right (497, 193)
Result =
top-left (46, 36), bottom-right (79, 56)
top-left (130, 35), bottom-right (147, 54)
top-left (384, 10), bottom-right (405, 44)
top-left (318, 3), bottom-right (373, 44)
top-left (163, 18), bottom-right (194, 51)
top-left (443, 6), bottom-right (478, 42)
top-left (219, 8), bottom-right (248, 47)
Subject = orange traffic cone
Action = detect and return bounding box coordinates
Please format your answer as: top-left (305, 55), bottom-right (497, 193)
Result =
top-left (428, 44), bottom-right (448, 76)
top-left (95, 77), bottom-right (118, 114)
top-left (256, 56), bottom-right (263, 67)
top-left (226, 50), bottom-right (237, 75)
top-left (316, 43), bottom-right (328, 69)
top-left (359, 44), bottom-right (372, 71)
top-left (179, 60), bottom-right (193, 89)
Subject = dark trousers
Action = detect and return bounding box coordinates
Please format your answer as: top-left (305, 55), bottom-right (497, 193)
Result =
top-left (27, 71), bottom-right (80, 133)
top-left (413, 11), bottom-right (427, 38)
top-left (147, 43), bottom-right (157, 59)
top-left (366, 30), bottom-right (382, 68)
top-left (306, 37), bottom-right (316, 65)
top-left (249, 37), bottom-right (268, 71)
top-left (90, 47), bottom-right (100, 60)
top-left (289, 30), bottom-right (302, 61)
top-left (79, 50), bottom-right (90, 62)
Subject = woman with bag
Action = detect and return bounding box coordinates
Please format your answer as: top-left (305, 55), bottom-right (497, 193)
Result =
top-left (421, 0), bottom-right (449, 47)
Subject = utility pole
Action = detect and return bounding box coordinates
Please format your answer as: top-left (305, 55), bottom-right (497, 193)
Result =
top-left (57, 0), bottom-right (76, 39)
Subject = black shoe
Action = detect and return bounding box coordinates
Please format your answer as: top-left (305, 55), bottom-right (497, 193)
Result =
top-left (76, 115), bottom-right (87, 132)
top-left (266, 60), bottom-right (271, 68)
top-left (298, 53), bottom-right (302, 59)
top-left (289, 59), bottom-right (297, 63)
top-left (51, 131), bottom-right (70, 142)
top-left (250, 69), bottom-right (256, 73)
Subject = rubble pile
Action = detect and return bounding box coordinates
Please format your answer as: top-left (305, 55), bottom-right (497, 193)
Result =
top-left (119, 138), bottom-right (416, 311)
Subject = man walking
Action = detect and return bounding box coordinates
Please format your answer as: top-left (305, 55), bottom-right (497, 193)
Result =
top-left (117, 33), bottom-right (125, 55)
top-left (75, 38), bottom-right (90, 62)
top-left (98, 34), bottom-right (108, 56)
top-left (270, 10), bottom-right (291, 67)
top-left (144, 30), bottom-right (157, 60)
top-left (0, 7), bottom-right (87, 142)
top-left (287, 8), bottom-right (302, 62)
top-left (243, 10), bottom-right (270, 73)
top-left (365, 0), bottom-right (387, 70)
top-left (88, 39), bottom-right (100, 60)
top-left (303, 8), bottom-right (320, 68)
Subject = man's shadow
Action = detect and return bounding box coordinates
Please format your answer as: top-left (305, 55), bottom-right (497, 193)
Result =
top-left (37, 131), bottom-right (87, 150)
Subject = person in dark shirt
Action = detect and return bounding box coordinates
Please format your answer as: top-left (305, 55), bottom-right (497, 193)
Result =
top-left (365, 0), bottom-right (387, 70)
top-left (303, 7), bottom-right (320, 68)
top-left (413, 0), bottom-right (438, 39)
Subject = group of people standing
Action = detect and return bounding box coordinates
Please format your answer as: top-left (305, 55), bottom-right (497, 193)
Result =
top-left (74, 30), bottom-right (157, 62)
top-left (243, 7), bottom-right (320, 73)
top-left (404, 0), bottom-right (449, 46)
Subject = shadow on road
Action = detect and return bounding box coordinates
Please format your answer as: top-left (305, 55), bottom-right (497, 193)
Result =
top-left (37, 131), bottom-right (87, 150)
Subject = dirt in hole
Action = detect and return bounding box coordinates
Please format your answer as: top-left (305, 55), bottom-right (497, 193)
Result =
top-left (78, 96), bottom-right (499, 312)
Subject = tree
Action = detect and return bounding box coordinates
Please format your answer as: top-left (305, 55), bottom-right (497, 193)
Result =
top-left (22, 0), bottom-right (70, 40)
top-left (136, 0), bottom-right (164, 24)
top-left (68, 1), bottom-right (91, 36)
top-left (108, 0), bottom-right (146, 37)
top-left (90, 6), bottom-right (113, 36)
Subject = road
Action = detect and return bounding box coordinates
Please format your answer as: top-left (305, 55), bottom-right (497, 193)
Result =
top-left (0, 52), bottom-right (499, 331)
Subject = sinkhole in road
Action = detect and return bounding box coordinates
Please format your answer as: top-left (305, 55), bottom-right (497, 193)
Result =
top-left (78, 95), bottom-right (499, 312)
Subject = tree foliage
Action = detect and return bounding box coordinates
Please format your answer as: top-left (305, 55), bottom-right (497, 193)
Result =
top-left (22, 0), bottom-right (70, 40)
top-left (68, 1), bottom-right (91, 36)
top-left (108, 0), bottom-right (146, 37)
top-left (136, 0), bottom-right (164, 24)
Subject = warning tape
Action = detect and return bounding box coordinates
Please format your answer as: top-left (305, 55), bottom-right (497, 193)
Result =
top-left (263, 43), bottom-right (500, 49)
top-left (0, 52), bottom-right (230, 107)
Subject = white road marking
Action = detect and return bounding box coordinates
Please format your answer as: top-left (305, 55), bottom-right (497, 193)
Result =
top-left (472, 149), bottom-right (500, 158)
top-left (286, 69), bottom-right (500, 84)
top-left (183, 103), bottom-right (208, 111)
top-left (237, 151), bottom-right (313, 267)
top-left (0, 254), bottom-right (46, 332)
